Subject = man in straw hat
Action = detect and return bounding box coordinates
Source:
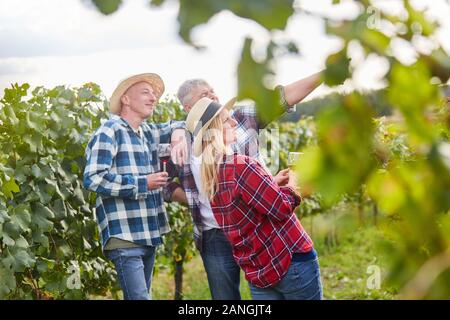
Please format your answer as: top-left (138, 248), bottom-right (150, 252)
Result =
top-left (83, 73), bottom-right (185, 300)
top-left (165, 71), bottom-right (323, 299)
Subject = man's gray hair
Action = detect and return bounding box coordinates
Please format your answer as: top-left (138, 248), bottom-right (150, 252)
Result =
top-left (177, 79), bottom-right (210, 107)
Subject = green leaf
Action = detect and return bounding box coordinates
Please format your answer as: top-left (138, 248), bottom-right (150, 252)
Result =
top-left (2, 105), bottom-right (19, 126)
top-left (420, 48), bottom-right (450, 83)
top-left (1, 83), bottom-right (27, 105)
top-left (23, 189), bottom-right (40, 203)
top-left (326, 13), bottom-right (389, 55)
top-left (0, 265), bottom-right (16, 298)
top-left (177, 0), bottom-right (294, 44)
top-left (14, 235), bottom-right (29, 249)
top-left (405, 0), bottom-right (437, 37)
top-left (77, 87), bottom-right (94, 101)
top-left (388, 61), bottom-right (438, 142)
top-left (32, 214), bottom-right (54, 232)
top-left (23, 133), bottom-right (44, 153)
top-left (14, 162), bottom-right (31, 183)
top-left (237, 37), bottom-right (281, 125)
top-left (3, 222), bottom-right (21, 239)
top-left (73, 184), bottom-right (86, 205)
top-left (31, 164), bottom-right (43, 179)
top-left (324, 48), bottom-right (350, 86)
top-left (0, 208), bottom-right (9, 224)
top-left (26, 111), bottom-right (46, 132)
top-left (11, 204), bottom-right (32, 232)
top-left (1, 233), bottom-right (16, 246)
top-left (56, 244), bottom-right (72, 259)
top-left (360, 29), bottom-right (390, 54)
top-left (32, 231), bottom-right (50, 249)
top-left (44, 178), bottom-right (65, 200)
top-left (10, 249), bottom-right (36, 272)
top-left (57, 183), bottom-right (72, 201)
top-left (83, 237), bottom-right (92, 250)
top-left (56, 164), bottom-right (74, 184)
top-left (36, 182), bottom-right (53, 204)
top-left (33, 203), bottom-right (55, 232)
top-left (36, 257), bottom-right (55, 273)
top-left (52, 199), bottom-right (68, 220)
top-left (91, 0), bottom-right (122, 15)
top-left (0, 163), bottom-right (14, 177)
top-left (2, 178), bottom-right (20, 199)
top-left (150, 0), bottom-right (165, 6)
top-left (368, 169), bottom-right (406, 213)
top-left (34, 202), bottom-right (55, 219)
top-left (297, 93), bottom-right (376, 205)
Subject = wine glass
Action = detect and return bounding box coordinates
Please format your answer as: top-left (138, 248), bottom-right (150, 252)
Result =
top-left (287, 152), bottom-right (303, 194)
top-left (157, 143), bottom-right (171, 172)
top-left (287, 152), bottom-right (303, 169)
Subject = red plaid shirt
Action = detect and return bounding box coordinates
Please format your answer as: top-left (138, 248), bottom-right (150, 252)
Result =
top-left (210, 154), bottom-right (314, 288)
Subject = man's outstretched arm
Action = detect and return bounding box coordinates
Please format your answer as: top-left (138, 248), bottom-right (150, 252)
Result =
top-left (282, 71), bottom-right (323, 107)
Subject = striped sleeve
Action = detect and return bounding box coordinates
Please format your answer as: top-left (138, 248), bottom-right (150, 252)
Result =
top-left (83, 127), bottom-right (148, 199)
top-left (147, 120), bottom-right (186, 144)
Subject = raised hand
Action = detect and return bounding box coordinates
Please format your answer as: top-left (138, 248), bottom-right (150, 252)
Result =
top-left (170, 129), bottom-right (188, 166)
top-left (274, 169), bottom-right (290, 186)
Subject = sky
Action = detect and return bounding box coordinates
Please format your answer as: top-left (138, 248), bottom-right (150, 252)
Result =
top-left (0, 0), bottom-right (449, 103)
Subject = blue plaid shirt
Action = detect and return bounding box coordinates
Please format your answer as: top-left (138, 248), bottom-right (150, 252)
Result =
top-left (230, 105), bottom-right (264, 163)
top-left (84, 114), bottom-right (184, 249)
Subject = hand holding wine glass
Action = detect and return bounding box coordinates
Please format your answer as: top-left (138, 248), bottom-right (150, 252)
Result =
top-left (287, 152), bottom-right (303, 193)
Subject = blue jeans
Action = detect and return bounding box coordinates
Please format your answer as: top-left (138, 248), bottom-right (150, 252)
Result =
top-left (106, 246), bottom-right (156, 300)
top-left (249, 253), bottom-right (323, 300)
top-left (200, 228), bottom-right (241, 300)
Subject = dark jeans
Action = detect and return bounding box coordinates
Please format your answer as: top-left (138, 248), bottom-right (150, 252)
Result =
top-left (249, 252), bottom-right (323, 300)
top-left (106, 246), bottom-right (156, 300)
top-left (200, 228), bottom-right (241, 300)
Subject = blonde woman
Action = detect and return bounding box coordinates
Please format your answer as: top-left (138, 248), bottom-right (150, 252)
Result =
top-left (186, 97), bottom-right (322, 300)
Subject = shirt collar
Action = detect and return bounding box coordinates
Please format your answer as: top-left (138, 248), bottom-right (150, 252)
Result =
top-left (109, 113), bottom-right (144, 132)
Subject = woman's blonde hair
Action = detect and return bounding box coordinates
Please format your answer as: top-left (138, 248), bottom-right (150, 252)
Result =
top-left (200, 114), bottom-right (228, 200)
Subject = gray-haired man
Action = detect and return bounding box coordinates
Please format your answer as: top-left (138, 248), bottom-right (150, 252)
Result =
top-left (169, 72), bottom-right (323, 299)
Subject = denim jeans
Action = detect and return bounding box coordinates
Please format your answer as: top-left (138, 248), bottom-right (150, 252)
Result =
top-left (200, 228), bottom-right (241, 300)
top-left (249, 254), bottom-right (323, 300)
top-left (106, 246), bottom-right (156, 300)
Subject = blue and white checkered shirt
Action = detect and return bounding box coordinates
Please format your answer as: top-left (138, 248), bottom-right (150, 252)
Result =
top-left (83, 114), bottom-right (184, 249)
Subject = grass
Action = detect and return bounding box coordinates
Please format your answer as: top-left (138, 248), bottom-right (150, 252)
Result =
top-left (151, 207), bottom-right (396, 300)
top-left (311, 215), bottom-right (395, 299)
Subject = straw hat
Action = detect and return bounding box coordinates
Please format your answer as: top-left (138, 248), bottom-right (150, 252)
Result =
top-left (186, 97), bottom-right (236, 157)
top-left (109, 73), bottom-right (165, 114)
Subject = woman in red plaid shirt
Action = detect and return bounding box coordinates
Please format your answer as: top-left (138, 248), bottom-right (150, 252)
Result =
top-left (186, 97), bottom-right (323, 300)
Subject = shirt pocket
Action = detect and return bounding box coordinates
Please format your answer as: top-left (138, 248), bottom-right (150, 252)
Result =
top-left (142, 131), bottom-right (159, 168)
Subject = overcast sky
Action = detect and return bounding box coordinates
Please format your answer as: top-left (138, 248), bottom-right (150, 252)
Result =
top-left (0, 0), bottom-right (449, 103)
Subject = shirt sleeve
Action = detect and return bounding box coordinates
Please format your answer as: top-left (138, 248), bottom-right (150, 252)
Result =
top-left (147, 120), bottom-right (186, 144)
top-left (233, 94), bottom-right (290, 129)
top-left (236, 156), bottom-right (301, 221)
top-left (232, 105), bottom-right (264, 130)
top-left (83, 128), bottom-right (149, 199)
